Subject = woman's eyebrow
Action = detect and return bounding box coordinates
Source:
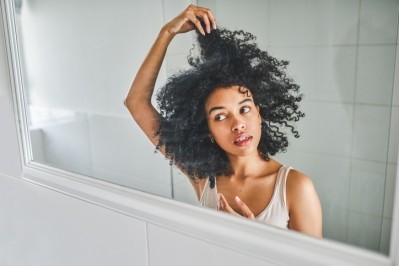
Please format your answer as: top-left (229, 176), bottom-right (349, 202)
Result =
top-left (239, 99), bottom-right (253, 105)
top-left (208, 106), bottom-right (225, 115)
top-left (208, 99), bottom-right (253, 115)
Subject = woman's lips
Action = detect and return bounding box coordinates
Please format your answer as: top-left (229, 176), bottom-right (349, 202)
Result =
top-left (234, 135), bottom-right (253, 146)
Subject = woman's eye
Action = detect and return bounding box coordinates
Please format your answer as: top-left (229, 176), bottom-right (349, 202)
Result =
top-left (240, 106), bottom-right (251, 114)
top-left (215, 114), bottom-right (227, 121)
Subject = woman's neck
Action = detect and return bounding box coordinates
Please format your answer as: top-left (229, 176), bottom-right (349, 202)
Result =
top-left (226, 152), bottom-right (274, 180)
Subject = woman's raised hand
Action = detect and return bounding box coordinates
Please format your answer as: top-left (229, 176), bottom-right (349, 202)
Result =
top-left (164, 4), bottom-right (216, 36)
top-left (218, 193), bottom-right (255, 220)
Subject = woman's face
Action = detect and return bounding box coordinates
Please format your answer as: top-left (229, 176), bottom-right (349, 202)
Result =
top-left (205, 85), bottom-right (262, 158)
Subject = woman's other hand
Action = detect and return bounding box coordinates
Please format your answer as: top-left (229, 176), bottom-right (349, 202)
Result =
top-left (163, 4), bottom-right (216, 36)
top-left (218, 193), bottom-right (255, 220)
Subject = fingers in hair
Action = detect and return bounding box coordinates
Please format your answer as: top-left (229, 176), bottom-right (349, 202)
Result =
top-left (185, 5), bottom-right (216, 35)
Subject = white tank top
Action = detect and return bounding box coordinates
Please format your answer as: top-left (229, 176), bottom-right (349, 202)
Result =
top-left (199, 165), bottom-right (291, 229)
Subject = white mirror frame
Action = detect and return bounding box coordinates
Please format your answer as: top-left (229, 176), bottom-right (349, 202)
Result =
top-left (1, 0), bottom-right (398, 265)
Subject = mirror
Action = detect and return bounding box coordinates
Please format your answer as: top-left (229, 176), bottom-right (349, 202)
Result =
top-left (13, 0), bottom-right (398, 255)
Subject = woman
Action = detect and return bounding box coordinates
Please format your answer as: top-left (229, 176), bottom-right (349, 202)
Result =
top-left (125, 5), bottom-right (322, 237)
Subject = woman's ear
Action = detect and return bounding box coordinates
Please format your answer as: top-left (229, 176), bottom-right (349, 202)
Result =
top-left (209, 134), bottom-right (215, 143)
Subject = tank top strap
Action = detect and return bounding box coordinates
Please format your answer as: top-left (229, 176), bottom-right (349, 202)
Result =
top-left (254, 165), bottom-right (291, 228)
top-left (199, 177), bottom-right (219, 209)
top-left (200, 178), bottom-right (210, 200)
top-left (276, 165), bottom-right (292, 209)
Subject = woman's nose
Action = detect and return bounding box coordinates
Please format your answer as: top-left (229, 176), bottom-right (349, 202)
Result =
top-left (232, 117), bottom-right (246, 132)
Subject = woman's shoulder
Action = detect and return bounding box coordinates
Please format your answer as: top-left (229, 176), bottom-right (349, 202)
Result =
top-left (286, 168), bottom-right (315, 194)
top-left (285, 168), bottom-right (319, 209)
top-left (286, 168), bottom-right (313, 186)
top-left (285, 167), bottom-right (323, 237)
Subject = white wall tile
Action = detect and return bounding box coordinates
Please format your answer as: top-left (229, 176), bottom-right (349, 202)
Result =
top-left (349, 159), bottom-right (386, 216)
top-left (199, 0), bottom-right (272, 50)
top-left (393, 45), bottom-right (399, 106)
top-left (238, 0), bottom-right (271, 42)
top-left (388, 106), bottom-right (399, 164)
top-left (384, 164), bottom-right (397, 218)
top-left (88, 115), bottom-right (172, 187)
top-left (172, 167), bottom-right (199, 205)
top-left (165, 53), bottom-right (192, 77)
top-left (166, 32), bottom-right (196, 57)
top-left (201, 0), bottom-right (240, 29)
top-left (352, 105), bottom-right (390, 162)
top-left (0, 175), bottom-right (148, 266)
top-left (347, 212), bottom-right (382, 252)
top-left (355, 45), bottom-right (396, 105)
top-left (290, 102), bottom-right (353, 156)
top-left (147, 223), bottom-right (274, 266)
top-left (162, 0), bottom-right (193, 22)
top-left (271, 46), bottom-right (357, 103)
top-left (91, 166), bottom-right (172, 198)
top-left (86, 114), bottom-right (173, 197)
top-left (200, 0), bottom-right (272, 47)
top-left (269, 0), bottom-right (359, 46)
top-left (39, 115), bottom-right (93, 176)
top-left (275, 151), bottom-right (351, 208)
top-left (358, 0), bottom-right (399, 45)
top-left (322, 205), bottom-right (348, 243)
top-left (19, 0), bottom-right (166, 117)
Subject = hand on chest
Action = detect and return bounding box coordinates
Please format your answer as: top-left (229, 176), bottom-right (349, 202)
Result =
top-left (217, 175), bottom-right (278, 217)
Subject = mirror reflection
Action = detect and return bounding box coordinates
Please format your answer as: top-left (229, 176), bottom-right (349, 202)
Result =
top-left (125, 4), bottom-right (322, 238)
top-left (14, 0), bottom-right (398, 255)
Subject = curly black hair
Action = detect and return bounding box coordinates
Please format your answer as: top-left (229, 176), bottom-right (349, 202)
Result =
top-left (156, 25), bottom-right (304, 184)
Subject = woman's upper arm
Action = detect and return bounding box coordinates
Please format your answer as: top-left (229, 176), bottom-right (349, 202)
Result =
top-left (286, 170), bottom-right (323, 238)
top-left (124, 29), bottom-right (175, 151)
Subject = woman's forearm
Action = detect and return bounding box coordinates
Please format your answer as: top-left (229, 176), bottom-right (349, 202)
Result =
top-left (125, 27), bottom-right (175, 112)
